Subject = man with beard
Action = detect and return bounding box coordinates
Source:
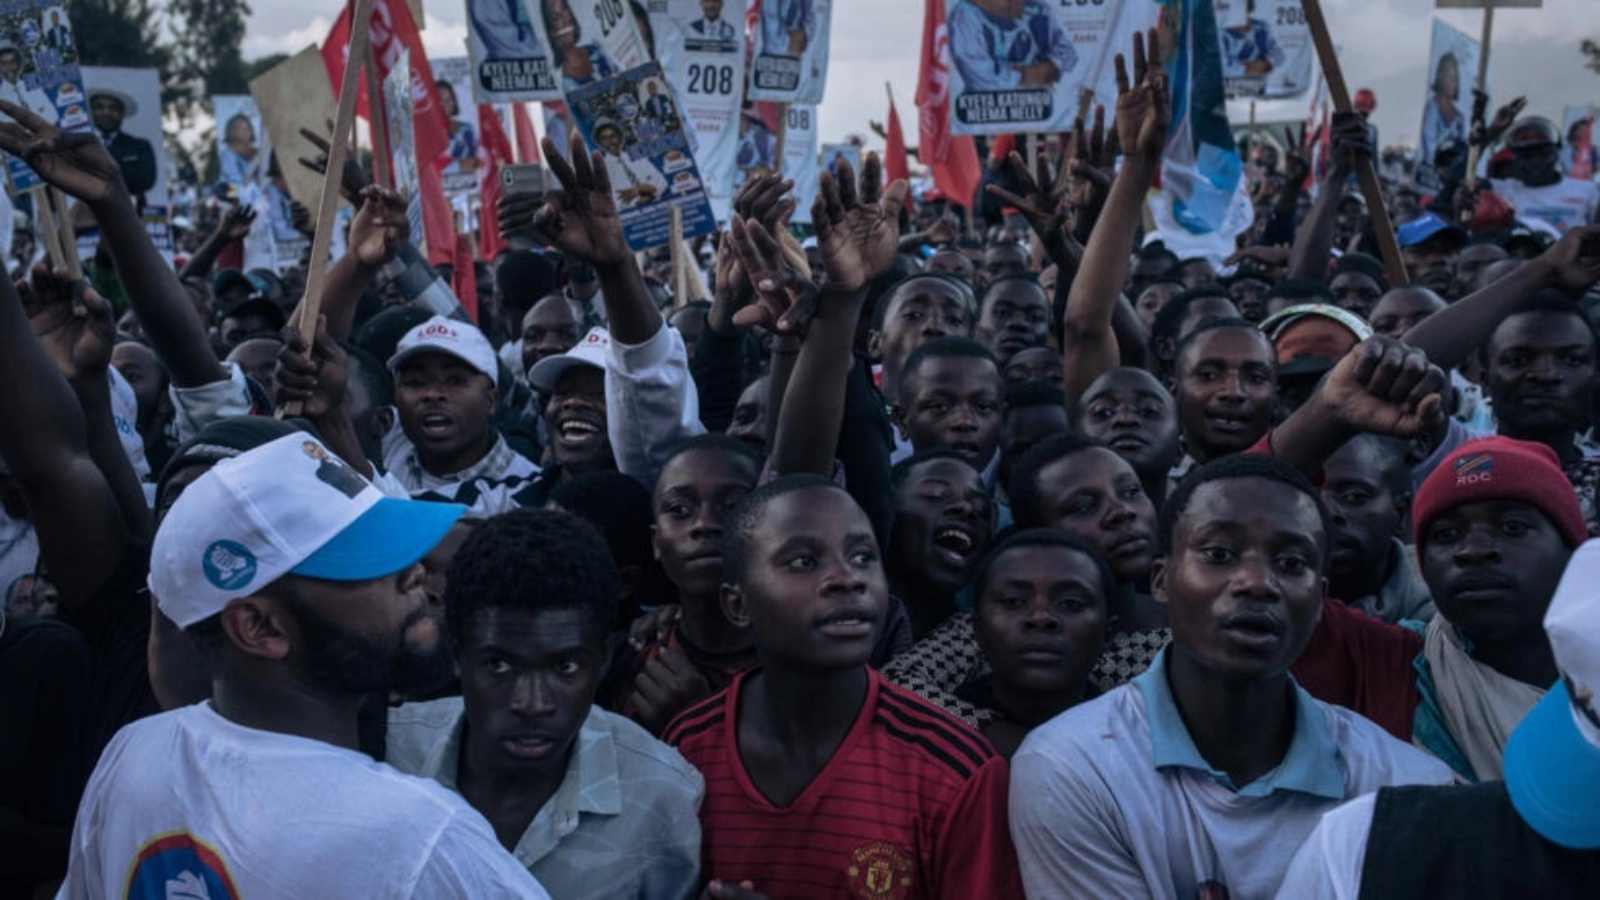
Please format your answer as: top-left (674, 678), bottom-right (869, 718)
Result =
top-left (59, 434), bottom-right (547, 897)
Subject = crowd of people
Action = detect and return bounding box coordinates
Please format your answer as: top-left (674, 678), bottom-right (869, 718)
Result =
top-left (2, 25), bottom-right (1599, 900)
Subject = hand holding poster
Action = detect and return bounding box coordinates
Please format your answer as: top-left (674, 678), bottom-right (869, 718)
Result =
top-left (466, 0), bottom-right (561, 101)
top-left (748, 0), bottom-right (832, 103)
top-left (522, 0), bottom-right (652, 94)
top-left (566, 60), bottom-right (717, 249)
top-left (0, 0), bottom-right (89, 192)
top-left (1215, 0), bottom-right (1312, 98)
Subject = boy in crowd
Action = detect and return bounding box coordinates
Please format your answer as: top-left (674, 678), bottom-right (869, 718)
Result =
top-left (1010, 455), bottom-right (1453, 898)
top-left (667, 477), bottom-right (1022, 897)
top-left (386, 508), bottom-right (704, 897)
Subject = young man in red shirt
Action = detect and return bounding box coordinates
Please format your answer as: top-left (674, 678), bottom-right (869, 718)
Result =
top-left (665, 476), bottom-right (1022, 899)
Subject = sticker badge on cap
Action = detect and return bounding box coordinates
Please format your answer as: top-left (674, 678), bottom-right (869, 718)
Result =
top-left (202, 540), bottom-right (257, 591)
top-left (1455, 453), bottom-right (1494, 486)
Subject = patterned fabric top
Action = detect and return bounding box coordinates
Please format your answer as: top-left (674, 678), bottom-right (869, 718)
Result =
top-left (882, 612), bottom-right (1170, 729)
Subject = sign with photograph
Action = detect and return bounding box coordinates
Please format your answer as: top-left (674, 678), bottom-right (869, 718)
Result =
top-left (747, 0), bottom-right (831, 103)
top-left (0, 0), bottom-right (89, 192)
top-left (466, 0), bottom-right (562, 101)
top-left (431, 56), bottom-right (483, 196)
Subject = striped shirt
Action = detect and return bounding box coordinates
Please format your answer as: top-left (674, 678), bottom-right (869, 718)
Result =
top-left (664, 668), bottom-right (1022, 899)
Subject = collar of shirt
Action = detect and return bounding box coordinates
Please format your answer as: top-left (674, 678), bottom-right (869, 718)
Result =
top-left (423, 704), bottom-right (624, 867)
top-left (1133, 647), bottom-right (1345, 800)
top-left (395, 427), bottom-right (518, 493)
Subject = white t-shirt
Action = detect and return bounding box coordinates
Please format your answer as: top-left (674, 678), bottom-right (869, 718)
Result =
top-left (57, 703), bottom-right (549, 899)
top-left (1009, 653), bottom-right (1453, 900)
top-left (1273, 792), bottom-right (1376, 900)
top-left (1490, 176), bottom-right (1600, 234)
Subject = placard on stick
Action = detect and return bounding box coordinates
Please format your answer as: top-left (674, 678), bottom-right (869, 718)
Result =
top-left (249, 45), bottom-right (338, 211)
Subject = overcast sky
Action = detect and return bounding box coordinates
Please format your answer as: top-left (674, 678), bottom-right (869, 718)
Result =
top-left (243, 0), bottom-right (1599, 153)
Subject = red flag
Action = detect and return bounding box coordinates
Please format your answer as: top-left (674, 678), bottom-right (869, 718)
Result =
top-left (512, 103), bottom-right (541, 164)
top-left (477, 102), bottom-right (517, 259)
top-left (916, 0), bottom-right (981, 207)
top-left (321, 0), bottom-right (451, 164)
top-left (884, 93), bottom-right (910, 186)
top-left (418, 160), bottom-right (455, 268)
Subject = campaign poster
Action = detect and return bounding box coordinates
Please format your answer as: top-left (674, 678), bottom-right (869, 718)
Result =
top-left (520, 0), bottom-right (652, 95)
top-left (781, 104), bottom-right (817, 225)
top-left (1417, 18), bottom-right (1480, 172)
top-left (431, 56), bottom-right (483, 196)
top-left (0, 0), bottom-right (89, 192)
top-left (384, 50), bottom-right (426, 251)
top-left (819, 141), bottom-right (860, 180)
top-left (747, 0), bottom-right (831, 103)
top-left (1561, 105), bottom-right (1595, 180)
top-left (213, 95), bottom-right (306, 272)
top-left (1215, 0), bottom-right (1313, 99)
top-left (566, 60), bottom-right (717, 250)
top-left (648, 0), bottom-right (745, 220)
top-left (946, 0), bottom-right (1165, 136)
top-left (466, 0), bottom-right (562, 101)
top-left (81, 67), bottom-right (170, 260)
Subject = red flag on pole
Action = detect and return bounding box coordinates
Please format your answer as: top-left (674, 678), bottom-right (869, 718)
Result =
top-left (477, 102), bottom-right (517, 259)
top-left (321, 0), bottom-right (451, 164)
top-left (1573, 116), bottom-right (1595, 181)
top-left (418, 160), bottom-right (455, 269)
top-left (452, 233), bottom-right (479, 322)
top-left (512, 103), bottom-right (541, 164)
top-left (884, 88), bottom-right (910, 186)
top-left (916, 0), bottom-right (981, 207)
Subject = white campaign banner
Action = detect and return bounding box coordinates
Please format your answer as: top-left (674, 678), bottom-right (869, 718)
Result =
top-left (649, 0), bottom-right (746, 220)
top-left (747, 0), bottom-right (831, 103)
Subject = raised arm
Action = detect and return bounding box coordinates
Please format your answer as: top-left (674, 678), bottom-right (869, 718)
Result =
top-left (1058, 30), bottom-right (1167, 407)
top-left (1287, 112), bottom-right (1370, 280)
top-left (178, 203), bottom-right (255, 282)
top-left (1402, 225), bottom-right (1600, 370)
top-left (0, 99), bottom-right (224, 388)
top-left (302, 185), bottom-right (411, 341)
top-left (0, 268), bottom-right (127, 613)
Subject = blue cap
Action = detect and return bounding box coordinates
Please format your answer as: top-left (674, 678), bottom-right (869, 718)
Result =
top-left (1505, 679), bottom-right (1600, 849)
top-left (1397, 213), bottom-right (1468, 250)
top-left (292, 496), bottom-right (465, 581)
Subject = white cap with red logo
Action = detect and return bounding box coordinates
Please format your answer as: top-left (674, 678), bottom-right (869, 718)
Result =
top-left (387, 316), bottom-right (498, 381)
top-left (528, 326), bottom-right (611, 393)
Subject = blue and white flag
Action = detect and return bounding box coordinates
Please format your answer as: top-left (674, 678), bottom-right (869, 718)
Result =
top-left (1148, 0), bottom-right (1254, 265)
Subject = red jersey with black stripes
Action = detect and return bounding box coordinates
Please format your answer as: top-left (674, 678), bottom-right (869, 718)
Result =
top-left (663, 668), bottom-right (1022, 900)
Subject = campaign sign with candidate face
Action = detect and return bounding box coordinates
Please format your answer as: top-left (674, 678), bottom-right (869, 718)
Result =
top-left (0, 0), bottom-right (89, 193)
top-left (467, 0), bottom-right (562, 102)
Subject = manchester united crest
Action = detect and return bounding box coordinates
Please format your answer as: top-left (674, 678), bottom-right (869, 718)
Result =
top-left (846, 840), bottom-right (914, 899)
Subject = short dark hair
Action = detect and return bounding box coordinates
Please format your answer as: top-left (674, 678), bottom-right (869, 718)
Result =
top-left (870, 272), bottom-right (977, 332)
top-left (444, 509), bottom-right (620, 645)
top-left (972, 528), bottom-right (1117, 609)
top-left (1150, 285), bottom-right (1236, 350)
top-left (1004, 380), bottom-right (1066, 411)
top-left (1136, 245), bottom-right (1180, 268)
top-left (1007, 431), bottom-right (1105, 527)
top-left (890, 448), bottom-right (983, 493)
top-left (897, 336), bottom-right (999, 399)
top-left (1158, 454), bottom-right (1332, 558)
top-left (1480, 291), bottom-right (1599, 366)
top-left (722, 474), bottom-right (846, 584)
top-left (980, 271), bottom-right (1046, 309)
top-left (1336, 433), bottom-right (1413, 501)
top-left (1172, 316), bottom-right (1275, 374)
top-left (341, 340), bottom-right (393, 408)
top-left (548, 470), bottom-right (654, 570)
top-left (656, 433), bottom-right (764, 496)
top-left (1269, 277), bottom-right (1336, 305)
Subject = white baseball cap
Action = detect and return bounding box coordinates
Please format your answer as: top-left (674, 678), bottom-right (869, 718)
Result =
top-left (1505, 537), bottom-right (1600, 849)
top-left (528, 326), bottom-right (611, 393)
top-left (387, 315), bottom-right (498, 381)
top-left (148, 433), bottom-right (465, 627)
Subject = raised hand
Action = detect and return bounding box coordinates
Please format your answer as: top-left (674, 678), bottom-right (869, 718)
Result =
top-left (727, 214), bottom-right (818, 334)
top-left (0, 100), bottom-right (126, 205)
top-left (348, 185), bottom-right (410, 267)
top-left (274, 315), bottom-right (346, 420)
top-left (287, 200), bottom-right (313, 238)
top-left (631, 646), bottom-right (712, 735)
top-left (1538, 224), bottom-right (1600, 294)
top-left (1329, 110), bottom-right (1371, 175)
top-left (220, 203), bottom-right (258, 241)
top-left (1473, 95), bottom-right (1527, 150)
top-left (733, 170), bottom-right (797, 235)
top-left (297, 124), bottom-right (372, 204)
top-left (1320, 337), bottom-right (1446, 438)
top-left (20, 267), bottom-right (114, 382)
top-left (1114, 29), bottom-right (1170, 163)
top-left (811, 152), bottom-right (908, 293)
top-left (1066, 106), bottom-right (1116, 213)
top-left (532, 132), bottom-right (631, 267)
